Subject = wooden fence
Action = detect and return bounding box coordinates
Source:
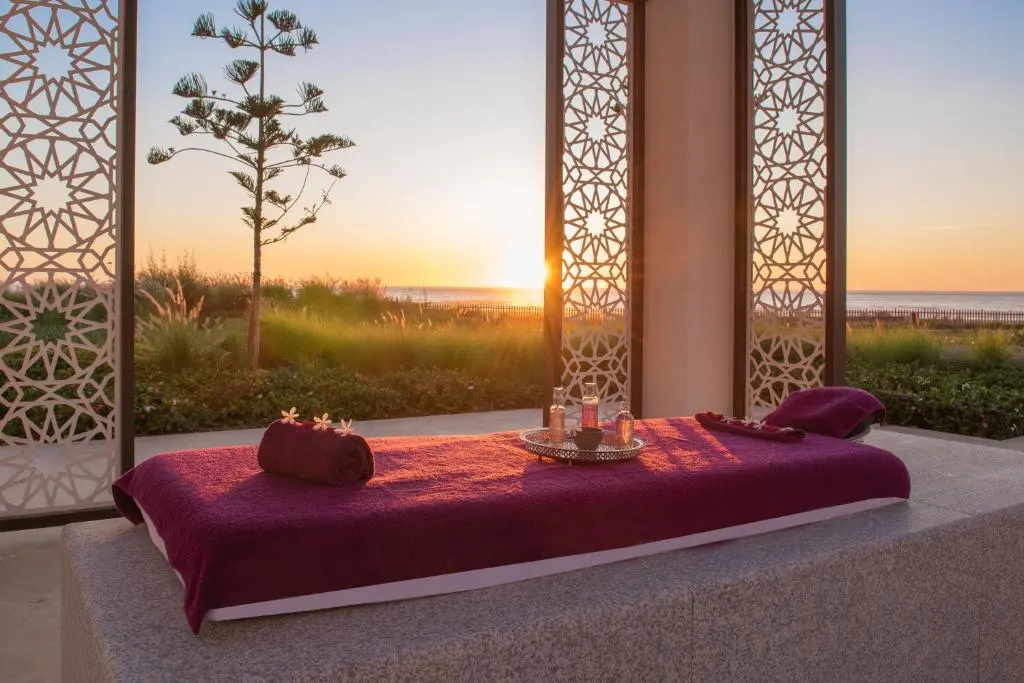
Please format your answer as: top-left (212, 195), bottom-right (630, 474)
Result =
top-left (845, 307), bottom-right (1024, 327)
top-left (413, 302), bottom-right (1024, 327)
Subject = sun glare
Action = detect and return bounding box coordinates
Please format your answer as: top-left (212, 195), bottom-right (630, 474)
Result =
top-left (496, 253), bottom-right (548, 290)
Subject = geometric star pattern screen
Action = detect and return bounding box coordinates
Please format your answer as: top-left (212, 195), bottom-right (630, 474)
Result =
top-left (0, 0), bottom-right (121, 519)
top-left (558, 0), bottom-right (635, 415)
top-left (746, 0), bottom-right (829, 412)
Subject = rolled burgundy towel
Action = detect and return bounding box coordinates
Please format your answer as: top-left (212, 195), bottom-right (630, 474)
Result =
top-left (257, 420), bottom-right (375, 486)
top-left (695, 412), bottom-right (805, 442)
top-left (763, 387), bottom-right (886, 439)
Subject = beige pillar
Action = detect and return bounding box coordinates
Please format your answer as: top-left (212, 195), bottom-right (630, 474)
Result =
top-left (642, 0), bottom-right (736, 417)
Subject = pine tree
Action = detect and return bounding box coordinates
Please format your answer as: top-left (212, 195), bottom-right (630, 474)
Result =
top-left (148, 0), bottom-right (353, 370)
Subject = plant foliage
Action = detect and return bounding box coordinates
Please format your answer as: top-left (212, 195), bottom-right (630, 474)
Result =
top-left (148, 0), bottom-right (354, 369)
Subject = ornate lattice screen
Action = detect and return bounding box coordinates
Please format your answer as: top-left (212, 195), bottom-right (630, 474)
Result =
top-left (740, 0), bottom-right (844, 413)
top-left (546, 0), bottom-right (642, 417)
top-left (0, 0), bottom-right (131, 525)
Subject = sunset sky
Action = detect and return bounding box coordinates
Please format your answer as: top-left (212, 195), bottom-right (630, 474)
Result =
top-left (847, 0), bottom-right (1024, 292)
top-left (136, 0), bottom-right (1024, 292)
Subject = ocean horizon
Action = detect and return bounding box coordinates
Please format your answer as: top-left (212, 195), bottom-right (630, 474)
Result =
top-left (385, 287), bottom-right (1024, 312)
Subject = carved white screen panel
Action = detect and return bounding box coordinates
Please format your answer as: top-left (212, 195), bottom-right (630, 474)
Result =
top-left (747, 0), bottom-right (829, 412)
top-left (0, 0), bottom-right (123, 520)
top-left (559, 0), bottom-right (635, 413)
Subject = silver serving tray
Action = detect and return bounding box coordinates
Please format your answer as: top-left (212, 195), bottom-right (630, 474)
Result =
top-left (518, 428), bottom-right (645, 464)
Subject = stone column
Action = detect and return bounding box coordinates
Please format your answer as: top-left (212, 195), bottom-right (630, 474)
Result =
top-left (642, 0), bottom-right (737, 417)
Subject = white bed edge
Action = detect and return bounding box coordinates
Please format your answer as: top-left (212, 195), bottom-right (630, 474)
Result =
top-left (139, 497), bottom-right (905, 623)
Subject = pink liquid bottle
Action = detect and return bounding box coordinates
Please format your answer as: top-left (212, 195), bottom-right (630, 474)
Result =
top-left (614, 400), bottom-right (635, 446)
top-left (548, 386), bottom-right (567, 443)
top-left (581, 381), bottom-right (599, 429)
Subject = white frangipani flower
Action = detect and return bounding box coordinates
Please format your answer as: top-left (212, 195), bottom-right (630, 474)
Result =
top-left (313, 413), bottom-right (332, 431)
top-left (334, 418), bottom-right (353, 436)
top-left (280, 407), bottom-right (299, 425)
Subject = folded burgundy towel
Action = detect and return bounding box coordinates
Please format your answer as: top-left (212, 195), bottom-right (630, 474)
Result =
top-left (257, 420), bottom-right (375, 486)
top-left (695, 412), bottom-right (805, 442)
top-left (763, 387), bottom-right (886, 439)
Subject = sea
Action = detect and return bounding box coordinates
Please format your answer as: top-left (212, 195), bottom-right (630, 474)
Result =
top-left (386, 287), bottom-right (1024, 312)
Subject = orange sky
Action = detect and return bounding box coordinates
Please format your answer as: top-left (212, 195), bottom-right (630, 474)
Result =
top-left (847, 226), bottom-right (1024, 292)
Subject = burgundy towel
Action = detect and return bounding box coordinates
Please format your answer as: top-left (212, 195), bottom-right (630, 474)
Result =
top-left (695, 412), bottom-right (805, 442)
top-left (257, 420), bottom-right (375, 485)
top-left (764, 387), bottom-right (886, 439)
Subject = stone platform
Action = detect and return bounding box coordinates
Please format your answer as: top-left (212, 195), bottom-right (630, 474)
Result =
top-left (62, 430), bottom-right (1024, 682)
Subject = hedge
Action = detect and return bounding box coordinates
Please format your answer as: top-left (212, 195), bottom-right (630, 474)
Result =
top-left (129, 358), bottom-right (1024, 440)
top-left (847, 360), bottom-right (1024, 440)
top-left (134, 364), bottom-right (542, 436)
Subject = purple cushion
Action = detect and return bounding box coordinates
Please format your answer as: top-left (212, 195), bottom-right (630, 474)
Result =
top-left (763, 387), bottom-right (886, 439)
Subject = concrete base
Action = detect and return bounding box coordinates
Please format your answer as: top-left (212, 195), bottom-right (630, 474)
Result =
top-left (0, 526), bottom-right (62, 683)
top-left (60, 429), bottom-right (1024, 682)
top-left (2, 409), bottom-right (540, 683)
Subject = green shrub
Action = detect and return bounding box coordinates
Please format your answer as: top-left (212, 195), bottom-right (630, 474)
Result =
top-left (261, 281), bottom-right (294, 305)
top-left (1010, 327), bottom-right (1024, 348)
top-left (201, 276), bottom-right (250, 319)
top-left (258, 307), bottom-right (544, 378)
top-left (970, 329), bottom-right (1015, 367)
top-left (126, 261), bottom-right (547, 435)
top-left (215, 318), bottom-right (249, 367)
top-left (135, 255), bottom-right (403, 322)
top-left (281, 275), bottom-right (396, 321)
top-left (134, 365), bottom-right (542, 436)
top-left (135, 280), bottom-right (230, 372)
top-left (136, 251), bottom-right (207, 315)
top-left (847, 359), bottom-right (1024, 439)
top-left (379, 368), bottom-right (542, 415)
top-left (847, 327), bottom-right (943, 366)
top-left (136, 319), bottom-right (224, 372)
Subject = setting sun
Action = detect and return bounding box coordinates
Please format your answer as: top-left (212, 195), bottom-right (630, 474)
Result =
top-left (493, 247), bottom-right (548, 290)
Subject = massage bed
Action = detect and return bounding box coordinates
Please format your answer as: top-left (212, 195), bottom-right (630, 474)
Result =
top-left (112, 416), bottom-right (910, 634)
